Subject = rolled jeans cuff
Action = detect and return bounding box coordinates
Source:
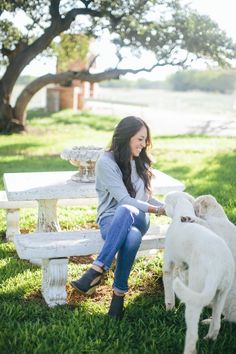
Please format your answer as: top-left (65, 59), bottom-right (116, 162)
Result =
top-left (93, 259), bottom-right (109, 271)
top-left (113, 285), bottom-right (127, 294)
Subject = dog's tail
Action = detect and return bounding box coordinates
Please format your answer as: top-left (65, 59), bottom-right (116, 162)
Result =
top-left (173, 276), bottom-right (216, 307)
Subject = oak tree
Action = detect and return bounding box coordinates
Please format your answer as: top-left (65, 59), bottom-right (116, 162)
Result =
top-left (0, 0), bottom-right (235, 133)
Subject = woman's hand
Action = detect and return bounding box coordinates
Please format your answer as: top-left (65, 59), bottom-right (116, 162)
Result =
top-left (155, 206), bottom-right (166, 216)
top-left (148, 203), bottom-right (166, 216)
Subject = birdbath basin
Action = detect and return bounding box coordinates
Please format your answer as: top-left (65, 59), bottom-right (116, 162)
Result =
top-left (61, 146), bottom-right (103, 182)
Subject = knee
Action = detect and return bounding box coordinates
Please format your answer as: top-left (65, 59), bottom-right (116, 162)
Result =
top-left (125, 227), bottom-right (142, 251)
top-left (115, 204), bottom-right (139, 219)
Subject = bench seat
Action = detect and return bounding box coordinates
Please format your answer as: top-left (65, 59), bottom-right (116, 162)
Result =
top-left (14, 228), bottom-right (165, 259)
top-left (14, 226), bottom-right (166, 307)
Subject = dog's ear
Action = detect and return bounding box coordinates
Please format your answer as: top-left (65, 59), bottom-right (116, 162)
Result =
top-left (202, 195), bottom-right (217, 207)
top-left (195, 198), bottom-right (207, 216)
top-left (164, 191), bottom-right (180, 205)
top-left (206, 195), bottom-right (217, 204)
top-left (196, 194), bottom-right (226, 217)
top-left (195, 195), bottom-right (214, 216)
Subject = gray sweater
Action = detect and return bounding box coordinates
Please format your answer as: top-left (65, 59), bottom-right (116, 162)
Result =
top-left (95, 151), bottom-right (163, 223)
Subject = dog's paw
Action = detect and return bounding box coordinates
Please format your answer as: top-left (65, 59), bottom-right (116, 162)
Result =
top-left (204, 331), bottom-right (219, 341)
top-left (165, 302), bottom-right (175, 311)
top-left (181, 216), bottom-right (195, 223)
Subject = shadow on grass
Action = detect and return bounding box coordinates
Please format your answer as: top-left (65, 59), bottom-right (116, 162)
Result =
top-left (154, 145), bottom-right (236, 223)
top-left (187, 150), bottom-right (236, 222)
top-left (0, 301), bottom-right (115, 354)
top-left (190, 150), bottom-right (236, 195)
top-left (1, 244), bottom-right (236, 354)
top-left (152, 134), bottom-right (208, 139)
top-left (1, 286), bottom-right (236, 354)
top-left (153, 163), bottom-right (191, 184)
top-left (0, 142), bottom-right (44, 156)
top-left (0, 156), bottom-right (71, 188)
top-left (125, 288), bottom-right (236, 354)
top-left (27, 108), bottom-right (120, 131)
top-left (123, 261), bottom-right (236, 354)
top-left (0, 257), bottom-right (37, 286)
top-left (27, 108), bottom-right (53, 121)
top-left (0, 241), bottom-right (39, 302)
top-left (0, 156), bottom-right (69, 173)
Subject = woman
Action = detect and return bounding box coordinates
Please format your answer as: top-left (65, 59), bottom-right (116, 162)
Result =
top-left (71, 116), bottom-right (165, 319)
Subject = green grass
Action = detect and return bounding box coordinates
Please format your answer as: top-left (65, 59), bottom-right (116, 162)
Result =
top-left (1, 109), bottom-right (236, 354)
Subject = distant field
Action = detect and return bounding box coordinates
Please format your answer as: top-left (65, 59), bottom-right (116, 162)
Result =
top-left (91, 88), bottom-right (236, 136)
top-left (95, 87), bottom-right (236, 117)
top-left (12, 85), bottom-right (236, 135)
top-left (12, 85), bottom-right (236, 115)
top-left (12, 86), bottom-right (236, 117)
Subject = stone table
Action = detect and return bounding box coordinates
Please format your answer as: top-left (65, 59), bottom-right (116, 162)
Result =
top-left (4, 169), bottom-right (185, 233)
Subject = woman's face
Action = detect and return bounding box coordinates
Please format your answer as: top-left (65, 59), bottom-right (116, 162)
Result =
top-left (129, 125), bottom-right (147, 158)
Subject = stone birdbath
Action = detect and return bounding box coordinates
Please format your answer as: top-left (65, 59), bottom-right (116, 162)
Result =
top-left (60, 146), bottom-right (103, 182)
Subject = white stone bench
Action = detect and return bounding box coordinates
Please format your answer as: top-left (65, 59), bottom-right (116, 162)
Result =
top-left (0, 191), bottom-right (97, 241)
top-left (14, 225), bottom-right (166, 307)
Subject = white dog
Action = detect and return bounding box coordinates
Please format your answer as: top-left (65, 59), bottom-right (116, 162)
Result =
top-left (192, 195), bottom-right (236, 322)
top-left (163, 191), bottom-right (234, 354)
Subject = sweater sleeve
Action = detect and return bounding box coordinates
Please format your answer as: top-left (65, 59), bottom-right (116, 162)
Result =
top-left (148, 197), bottom-right (165, 208)
top-left (96, 158), bottom-right (150, 212)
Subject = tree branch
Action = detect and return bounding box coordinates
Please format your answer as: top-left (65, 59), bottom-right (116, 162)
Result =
top-left (2, 41), bottom-right (28, 63)
top-left (87, 54), bottom-right (99, 70)
top-left (62, 7), bottom-right (104, 28)
top-left (14, 63), bottom-right (168, 124)
top-left (80, 0), bottom-right (94, 8)
top-left (50, 0), bottom-right (61, 20)
top-left (14, 61), bottom-right (173, 124)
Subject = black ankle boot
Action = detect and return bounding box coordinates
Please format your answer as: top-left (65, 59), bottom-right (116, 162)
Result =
top-left (71, 267), bottom-right (103, 295)
top-left (108, 292), bottom-right (125, 320)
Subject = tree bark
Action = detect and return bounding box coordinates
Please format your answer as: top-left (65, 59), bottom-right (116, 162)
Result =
top-left (0, 89), bottom-right (24, 133)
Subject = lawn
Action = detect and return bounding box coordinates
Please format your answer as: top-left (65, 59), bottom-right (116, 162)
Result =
top-left (0, 109), bottom-right (236, 354)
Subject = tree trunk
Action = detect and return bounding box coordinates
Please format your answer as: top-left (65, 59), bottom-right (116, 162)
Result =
top-left (0, 2), bottom-right (110, 134)
top-left (0, 102), bottom-right (25, 133)
top-left (0, 84), bottom-right (25, 133)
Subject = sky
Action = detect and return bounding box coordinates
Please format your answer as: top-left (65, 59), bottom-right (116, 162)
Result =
top-left (17, 0), bottom-right (236, 80)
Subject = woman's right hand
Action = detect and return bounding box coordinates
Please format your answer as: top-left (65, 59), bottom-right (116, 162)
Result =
top-left (155, 206), bottom-right (166, 216)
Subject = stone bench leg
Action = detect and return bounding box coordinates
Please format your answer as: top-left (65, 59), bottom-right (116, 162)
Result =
top-left (32, 199), bottom-right (61, 265)
top-left (42, 258), bottom-right (68, 307)
top-left (6, 208), bottom-right (20, 242)
top-left (37, 199), bottom-right (61, 232)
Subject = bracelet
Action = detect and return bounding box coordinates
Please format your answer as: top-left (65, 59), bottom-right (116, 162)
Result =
top-left (155, 206), bottom-right (165, 216)
top-left (155, 207), bottom-right (161, 216)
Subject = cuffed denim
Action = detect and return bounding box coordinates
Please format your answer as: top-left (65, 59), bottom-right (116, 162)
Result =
top-left (93, 204), bottom-right (150, 293)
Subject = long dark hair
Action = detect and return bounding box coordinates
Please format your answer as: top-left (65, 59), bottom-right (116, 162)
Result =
top-left (109, 116), bottom-right (153, 197)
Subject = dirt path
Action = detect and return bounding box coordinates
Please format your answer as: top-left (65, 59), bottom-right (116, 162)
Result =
top-left (86, 101), bottom-right (236, 136)
top-left (88, 88), bottom-right (236, 137)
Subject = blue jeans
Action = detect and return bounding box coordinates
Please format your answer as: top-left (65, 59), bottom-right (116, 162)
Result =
top-left (93, 204), bottom-right (150, 293)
